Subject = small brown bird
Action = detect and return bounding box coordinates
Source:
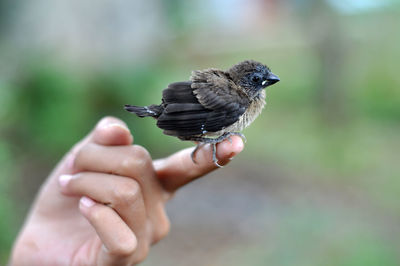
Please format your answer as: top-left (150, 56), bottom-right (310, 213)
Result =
top-left (125, 60), bottom-right (279, 167)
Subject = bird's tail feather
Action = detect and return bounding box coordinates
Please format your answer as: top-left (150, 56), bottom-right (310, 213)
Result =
top-left (124, 104), bottom-right (162, 118)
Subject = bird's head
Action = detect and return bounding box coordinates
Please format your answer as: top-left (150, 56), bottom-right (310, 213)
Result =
top-left (228, 60), bottom-right (280, 99)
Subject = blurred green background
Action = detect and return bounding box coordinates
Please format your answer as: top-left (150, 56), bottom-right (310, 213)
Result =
top-left (1, 0), bottom-right (400, 265)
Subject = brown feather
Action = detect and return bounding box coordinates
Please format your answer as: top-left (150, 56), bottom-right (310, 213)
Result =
top-left (125, 60), bottom-right (278, 140)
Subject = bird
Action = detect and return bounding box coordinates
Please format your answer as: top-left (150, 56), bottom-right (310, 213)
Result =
top-left (124, 60), bottom-right (280, 167)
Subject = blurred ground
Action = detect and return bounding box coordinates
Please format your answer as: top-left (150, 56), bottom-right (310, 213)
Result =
top-left (1, 0), bottom-right (400, 265)
top-left (144, 160), bottom-right (400, 266)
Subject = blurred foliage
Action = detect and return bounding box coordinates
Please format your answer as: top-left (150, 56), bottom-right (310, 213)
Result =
top-left (1, 0), bottom-right (400, 265)
top-left (0, 141), bottom-right (18, 261)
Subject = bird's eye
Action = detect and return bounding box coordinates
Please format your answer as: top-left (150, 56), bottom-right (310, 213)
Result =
top-left (251, 76), bottom-right (260, 83)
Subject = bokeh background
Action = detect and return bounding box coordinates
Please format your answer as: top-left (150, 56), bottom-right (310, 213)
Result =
top-left (1, 0), bottom-right (400, 265)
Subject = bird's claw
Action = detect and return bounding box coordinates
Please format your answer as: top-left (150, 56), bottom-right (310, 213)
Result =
top-left (191, 143), bottom-right (223, 168)
top-left (191, 143), bottom-right (205, 164)
top-left (232, 132), bottom-right (247, 143)
top-left (211, 143), bottom-right (223, 168)
top-left (190, 151), bottom-right (198, 164)
top-left (188, 132), bottom-right (245, 168)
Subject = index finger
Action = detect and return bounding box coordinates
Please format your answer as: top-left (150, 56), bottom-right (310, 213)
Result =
top-left (153, 136), bottom-right (244, 192)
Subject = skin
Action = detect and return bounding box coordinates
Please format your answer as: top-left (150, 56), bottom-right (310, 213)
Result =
top-left (10, 116), bottom-right (244, 266)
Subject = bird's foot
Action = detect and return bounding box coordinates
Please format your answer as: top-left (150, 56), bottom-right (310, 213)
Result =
top-left (186, 132), bottom-right (245, 168)
top-left (191, 143), bottom-right (205, 164)
top-left (229, 132), bottom-right (247, 143)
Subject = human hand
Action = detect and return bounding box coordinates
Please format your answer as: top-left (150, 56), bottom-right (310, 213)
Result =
top-left (10, 117), bottom-right (244, 265)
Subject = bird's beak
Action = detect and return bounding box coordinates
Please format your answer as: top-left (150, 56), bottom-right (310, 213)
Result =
top-left (262, 73), bottom-right (280, 87)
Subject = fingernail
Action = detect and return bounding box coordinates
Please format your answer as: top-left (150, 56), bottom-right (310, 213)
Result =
top-left (102, 123), bottom-right (130, 132)
top-left (80, 196), bottom-right (95, 208)
top-left (59, 174), bottom-right (72, 187)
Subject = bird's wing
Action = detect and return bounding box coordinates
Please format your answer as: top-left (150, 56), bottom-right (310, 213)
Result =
top-left (191, 69), bottom-right (249, 112)
top-left (156, 71), bottom-right (249, 137)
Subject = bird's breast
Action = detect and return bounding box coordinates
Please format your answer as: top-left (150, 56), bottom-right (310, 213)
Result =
top-left (236, 90), bottom-right (266, 130)
top-left (209, 90), bottom-right (266, 136)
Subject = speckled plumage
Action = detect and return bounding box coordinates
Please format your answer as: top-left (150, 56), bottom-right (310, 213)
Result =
top-left (125, 60), bottom-right (279, 166)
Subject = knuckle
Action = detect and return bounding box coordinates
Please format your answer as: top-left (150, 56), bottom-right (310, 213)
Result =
top-left (152, 213), bottom-right (170, 243)
top-left (134, 244), bottom-right (150, 263)
top-left (112, 180), bottom-right (141, 206)
top-left (120, 146), bottom-right (151, 172)
top-left (132, 145), bottom-right (151, 160)
top-left (73, 143), bottom-right (93, 169)
top-left (85, 205), bottom-right (104, 222)
top-left (120, 156), bottom-right (138, 173)
top-left (108, 239), bottom-right (137, 257)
